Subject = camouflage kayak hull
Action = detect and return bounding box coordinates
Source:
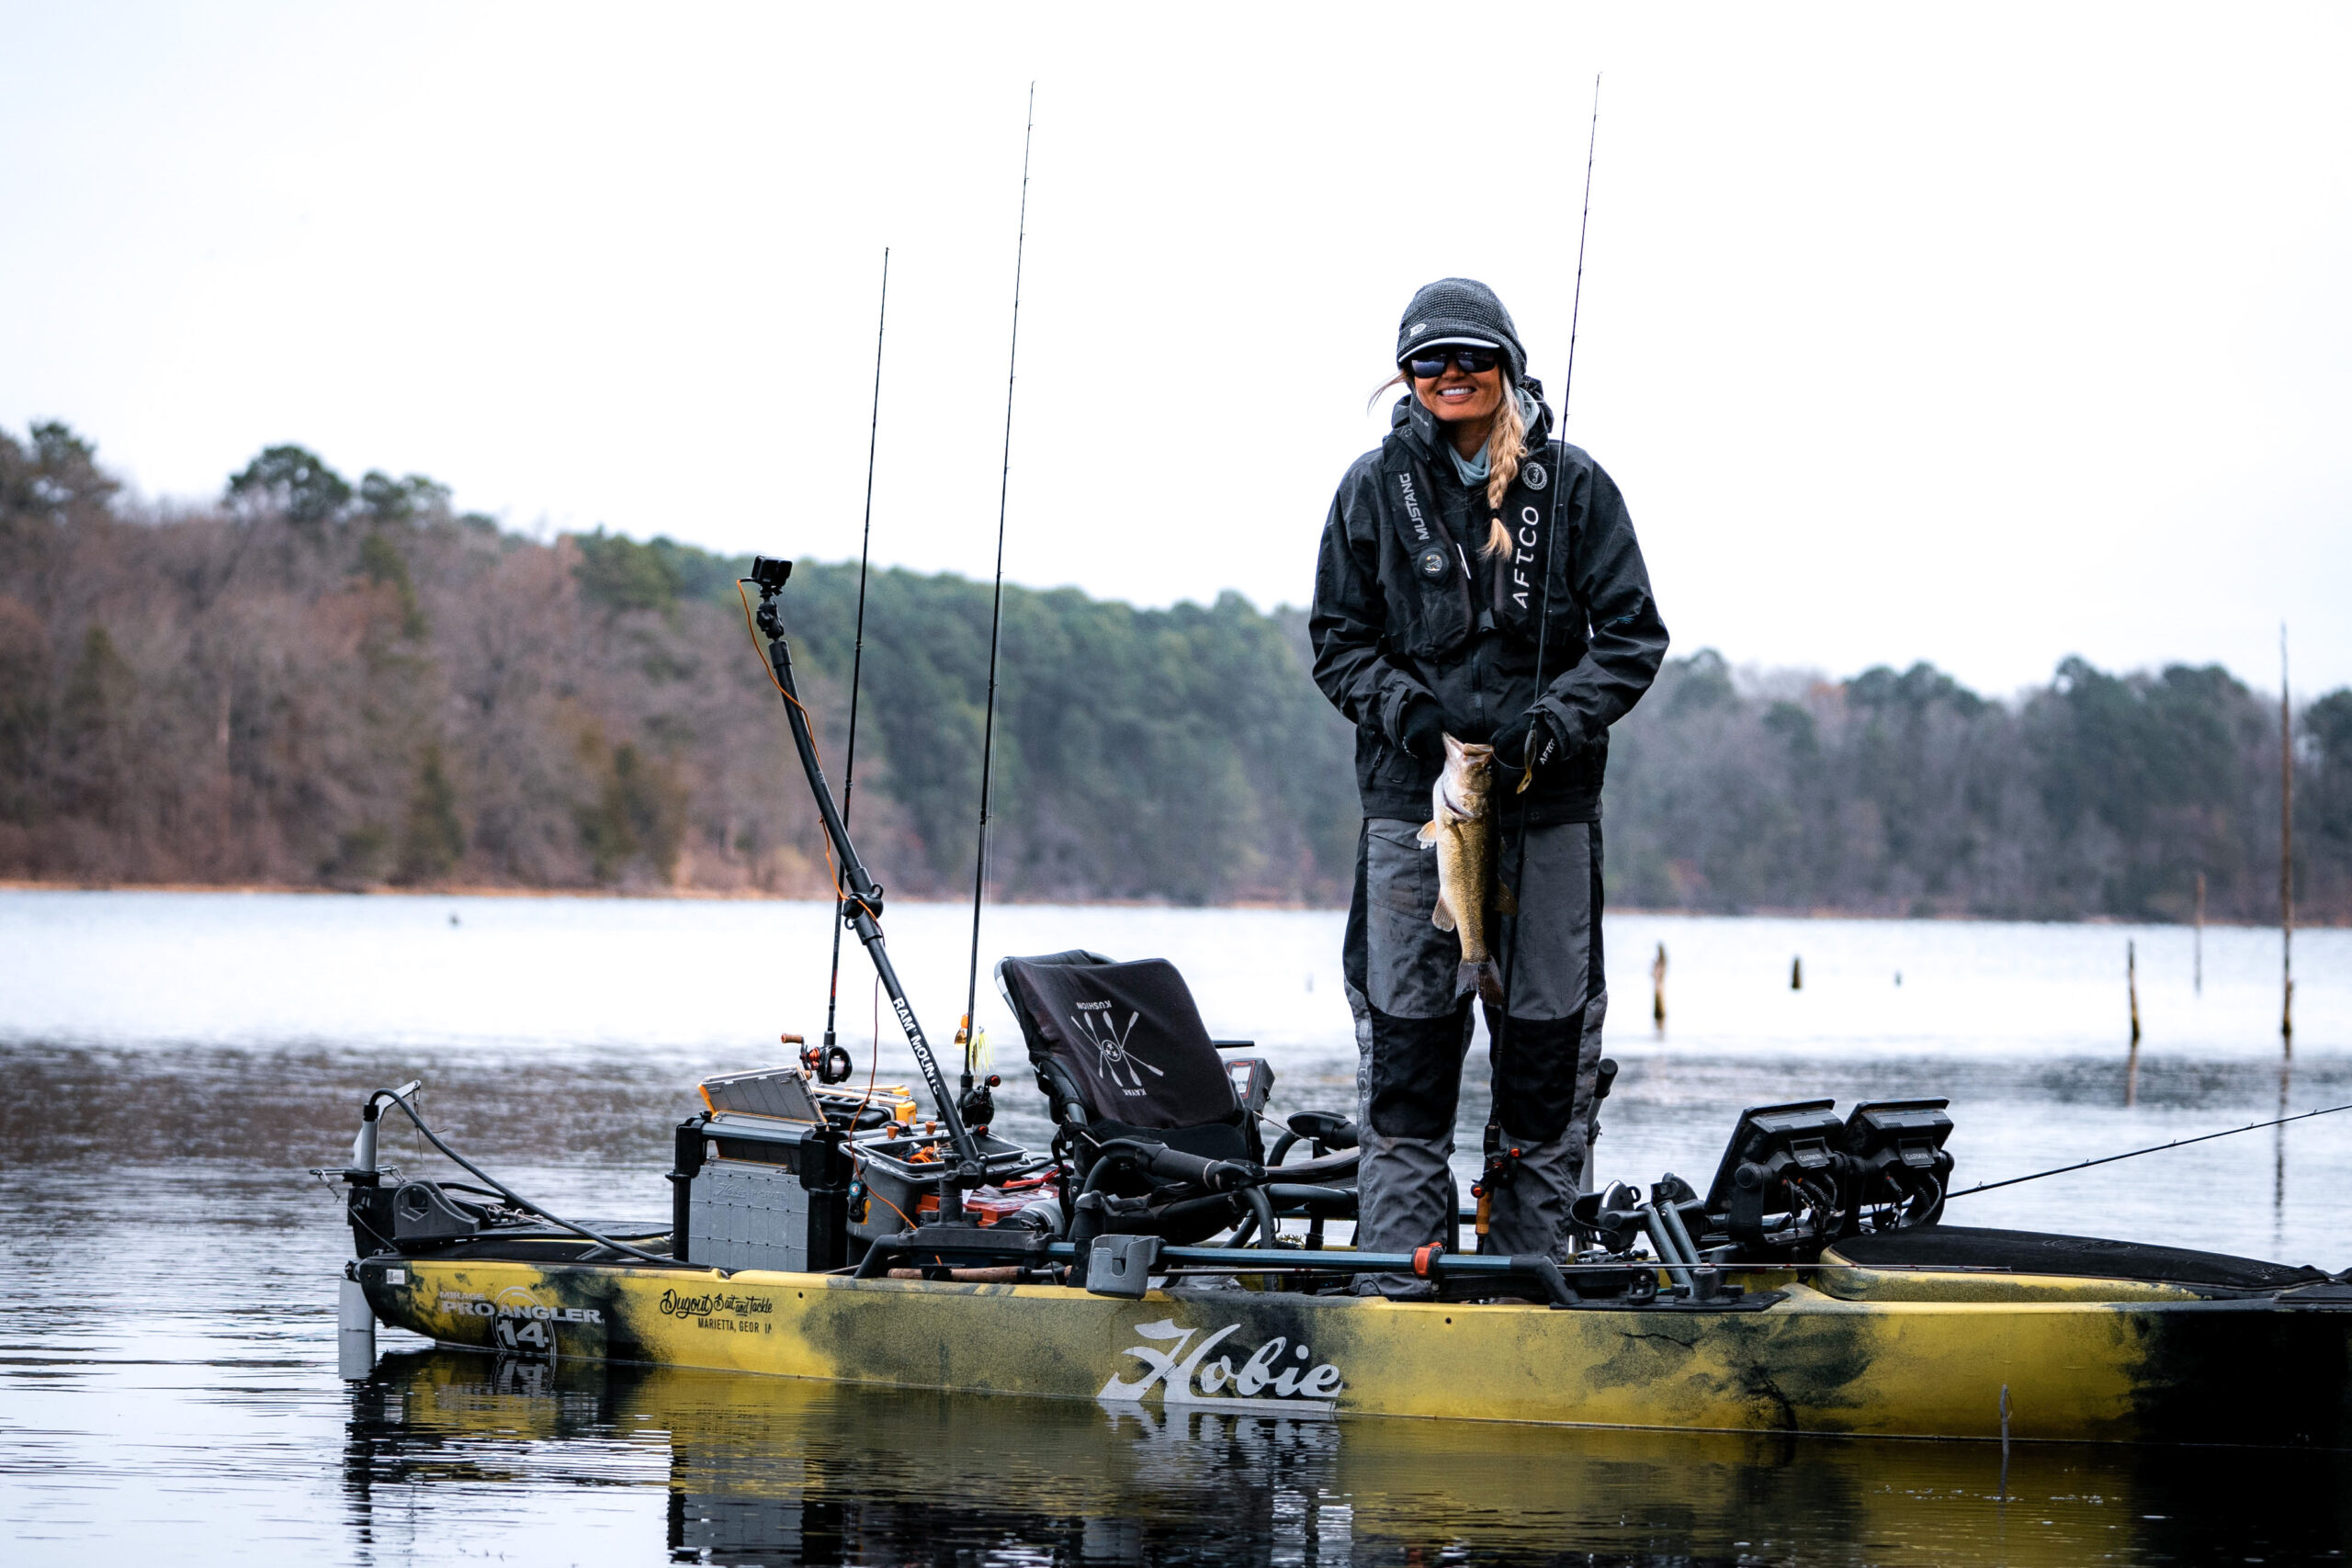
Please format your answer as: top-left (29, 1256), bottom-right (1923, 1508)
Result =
top-left (354, 1250), bottom-right (2352, 1447)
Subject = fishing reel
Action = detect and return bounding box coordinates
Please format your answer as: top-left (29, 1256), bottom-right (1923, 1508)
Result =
top-left (800, 1038), bottom-right (855, 1086)
top-left (1476, 1058), bottom-right (1617, 1243)
top-left (958, 1075), bottom-right (1001, 1134)
top-left (1473, 1126), bottom-right (1522, 1198)
top-left (1571, 1180), bottom-right (1647, 1253)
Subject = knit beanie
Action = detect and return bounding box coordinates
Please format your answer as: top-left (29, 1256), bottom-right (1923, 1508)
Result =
top-left (1396, 277), bottom-right (1527, 385)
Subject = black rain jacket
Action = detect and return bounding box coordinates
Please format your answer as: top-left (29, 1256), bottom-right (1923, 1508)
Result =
top-left (1309, 384), bottom-right (1668, 825)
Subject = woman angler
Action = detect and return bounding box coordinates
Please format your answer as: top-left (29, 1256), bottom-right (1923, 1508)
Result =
top-left (1309, 276), bottom-right (1668, 1289)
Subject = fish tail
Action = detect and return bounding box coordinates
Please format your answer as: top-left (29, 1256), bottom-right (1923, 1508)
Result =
top-left (1458, 959), bottom-right (1505, 1006)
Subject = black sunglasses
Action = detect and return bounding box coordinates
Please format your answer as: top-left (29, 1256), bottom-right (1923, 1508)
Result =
top-left (1405, 344), bottom-right (1501, 378)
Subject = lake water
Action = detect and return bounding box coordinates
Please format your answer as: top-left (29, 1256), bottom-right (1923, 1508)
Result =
top-left (3, 888), bottom-right (2346, 1564)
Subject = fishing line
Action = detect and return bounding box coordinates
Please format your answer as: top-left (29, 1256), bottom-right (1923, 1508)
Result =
top-left (960, 84), bottom-right (1036, 1107)
top-left (853, 971), bottom-right (884, 1126)
top-left (848, 970), bottom-right (923, 1235)
top-left (822, 247), bottom-right (891, 1064)
top-left (1944, 1100), bottom-right (2352, 1200)
top-left (1482, 73), bottom-right (1601, 1244)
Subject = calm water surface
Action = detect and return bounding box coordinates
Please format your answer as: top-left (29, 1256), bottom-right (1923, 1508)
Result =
top-left (2, 890), bottom-right (2346, 1564)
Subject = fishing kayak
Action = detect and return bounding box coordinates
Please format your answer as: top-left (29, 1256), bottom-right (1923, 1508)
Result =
top-left (346, 1220), bottom-right (2352, 1447)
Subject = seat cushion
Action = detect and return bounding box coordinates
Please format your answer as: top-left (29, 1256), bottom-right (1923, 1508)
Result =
top-left (1000, 955), bottom-right (1240, 1132)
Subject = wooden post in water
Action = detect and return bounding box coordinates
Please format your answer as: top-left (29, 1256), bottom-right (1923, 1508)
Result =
top-left (2282, 625), bottom-right (2295, 1054)
top-left (2126, 939), bottom-right (2142, 1107)
top-left (1651, 942), bottom-right (1667, 1030)
top-left (1790, 955), bottom-right (1803, 991)
top-left (2275, 1053), bottom-right (2292, 1229)
top-left (2128, 940), bottom-right (2141, 1045)
top-left (2193, 872), bottom-right (2205, 997)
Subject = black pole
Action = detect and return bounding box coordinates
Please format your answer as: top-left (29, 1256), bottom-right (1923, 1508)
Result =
top-left (821, 247), bottom-right (890, 1062)
top-left (959, 85), bottom-right (1035, 1122)
top-left (752, 579), bottom-right (983, 1201)
top-left (1482, 74), bottom-right (1601, 1249)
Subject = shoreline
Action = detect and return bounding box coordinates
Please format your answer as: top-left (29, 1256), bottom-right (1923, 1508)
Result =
top-left (0, 877), bottom-right (1328, 910)
top-left (0, 878), bottom-right (2332, 926)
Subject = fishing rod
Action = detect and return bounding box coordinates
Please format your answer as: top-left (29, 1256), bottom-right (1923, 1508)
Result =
top-left (819, 247), bottom-right (890, 1076)
top-left (1944, 1100), bottom-right (2352, 1201)
top-left (1479, 73), bottom-right (1601, 1247)
top-left (957, 83), bottom-right (1036, 1133)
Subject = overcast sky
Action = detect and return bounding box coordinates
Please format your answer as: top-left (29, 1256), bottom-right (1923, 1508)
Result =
top-left (5, 4), bottom-right (2347, 697)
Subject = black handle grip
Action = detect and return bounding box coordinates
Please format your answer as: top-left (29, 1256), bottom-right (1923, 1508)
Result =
top-left (1107, 1139), bottom-right (1263, 1192)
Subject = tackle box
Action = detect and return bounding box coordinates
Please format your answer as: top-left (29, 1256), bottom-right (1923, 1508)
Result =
top-left (674, 1111), bottom-right (853, 1273)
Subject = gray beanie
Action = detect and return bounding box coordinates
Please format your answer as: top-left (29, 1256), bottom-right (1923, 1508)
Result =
top-left (1396, 277), bottom-right (1527, 385)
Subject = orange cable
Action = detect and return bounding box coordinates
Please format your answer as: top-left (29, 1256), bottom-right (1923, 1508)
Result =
top-left (853, 972), bottom-right (883, 1125)
top-left (865, 1182), bottom-right (918, 1235)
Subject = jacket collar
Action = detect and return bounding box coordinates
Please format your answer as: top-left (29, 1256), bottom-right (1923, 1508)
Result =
top-left (1388, 376), bottom-right (1555, 466)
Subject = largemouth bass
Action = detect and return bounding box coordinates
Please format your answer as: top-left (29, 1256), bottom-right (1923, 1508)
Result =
top-left (1418, 734), bottom-right (1506, 1005)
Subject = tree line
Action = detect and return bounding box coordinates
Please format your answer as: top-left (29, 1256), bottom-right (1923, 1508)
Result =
top-left (0, 423), bottom-right (1354, 903)
top-left (1, 422), bottom-right (2345, 919)
top-left (1607, 650), bottom-right (2347, 921)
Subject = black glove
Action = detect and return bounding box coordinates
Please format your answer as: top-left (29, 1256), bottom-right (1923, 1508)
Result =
top-left (1490, 708), bottom-right (1559, 773)
top-left (1398, 698), bottom-right (1448, 761)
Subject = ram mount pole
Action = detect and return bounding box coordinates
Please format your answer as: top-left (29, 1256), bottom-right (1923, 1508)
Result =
top-left (750, 558), bottom-right (984, 1211)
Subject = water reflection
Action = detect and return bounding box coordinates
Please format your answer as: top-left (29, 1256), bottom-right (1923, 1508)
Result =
top-left (339, 1349), bottom-right (2350, 1566)
top-left (2277, 1052), bottom-right (2294, 1252)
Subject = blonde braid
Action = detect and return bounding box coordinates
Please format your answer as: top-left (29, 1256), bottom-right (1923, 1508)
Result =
top-left (1368, 369), bottom-right (1529, 560)
top-left (1479, 384), bottom-right (1526, 558)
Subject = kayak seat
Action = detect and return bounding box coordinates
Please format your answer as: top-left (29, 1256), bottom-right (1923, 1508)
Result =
top-left (994, 949), bottom-right (1357, 1245)
top-left (995, 950), bottom-right (1252, 1168)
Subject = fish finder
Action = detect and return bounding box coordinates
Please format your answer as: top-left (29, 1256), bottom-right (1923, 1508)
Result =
top-left (1842, 1098), bottom-right (1954, 1229)
top-left (1702, 1100), bottom-right (1849, 1251)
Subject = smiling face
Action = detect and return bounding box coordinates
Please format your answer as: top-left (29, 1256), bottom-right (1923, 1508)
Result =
top-left (1413, 360), bottom-right (1504, 446)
